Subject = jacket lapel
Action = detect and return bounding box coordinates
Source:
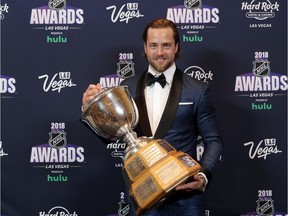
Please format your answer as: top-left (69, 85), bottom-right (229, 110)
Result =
top-left (135, 71), bottom-right (153, 137)
top-left (135, 69), bottom-right (183, 139)
top-left (154, 69), bottom-right (183, 138)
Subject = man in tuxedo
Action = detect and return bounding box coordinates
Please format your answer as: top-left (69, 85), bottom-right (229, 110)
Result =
top-left (82, 18), bottom-right (223, 216)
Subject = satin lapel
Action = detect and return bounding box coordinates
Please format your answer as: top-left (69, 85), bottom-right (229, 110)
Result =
top-left (154, 69), bottom-right (183, 139)
top-left (135, 72), bottom-right (153, 137)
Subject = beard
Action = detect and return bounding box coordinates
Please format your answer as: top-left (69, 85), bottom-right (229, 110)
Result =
top-left (148, 56), bottom-right (174, 73)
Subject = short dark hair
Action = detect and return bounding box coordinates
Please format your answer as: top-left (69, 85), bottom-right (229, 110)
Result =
top-left (142, 18), bottom-right (181, 58)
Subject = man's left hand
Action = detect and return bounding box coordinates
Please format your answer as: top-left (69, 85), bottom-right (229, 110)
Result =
top-left (175, 174), bottom-right (205, 192)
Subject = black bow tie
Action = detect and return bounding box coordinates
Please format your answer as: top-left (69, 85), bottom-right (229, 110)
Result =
top-left (145, 73), bottom-right (167, 88)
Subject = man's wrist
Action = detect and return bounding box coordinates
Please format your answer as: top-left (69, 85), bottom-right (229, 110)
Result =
top-left (197, 172), bottom-right (208, 192)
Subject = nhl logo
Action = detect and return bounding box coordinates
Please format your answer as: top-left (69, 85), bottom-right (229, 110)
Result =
top-left (252, 59), bottom-right (271, 77)
top-left (256, 198), bottom-right (274, 216)
top-left (117, 61), bottom-right (135, 79)
top-left (184, 0), bottom-right (202, 9)
top-left (48, 131), bottom-right (67, 148)
top-left (48, 0), bottom-right (66, 10)
top-left (118, 200), bottom-right (129, 216)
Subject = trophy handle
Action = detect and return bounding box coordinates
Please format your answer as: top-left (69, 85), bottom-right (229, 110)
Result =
top-left (130, 96), bottom-right (139, 129)
top-left (121, 85), bottom-right (139, 129)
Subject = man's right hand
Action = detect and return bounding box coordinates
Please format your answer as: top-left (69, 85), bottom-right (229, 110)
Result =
top-left (82, 83), bottom-right (102, 110)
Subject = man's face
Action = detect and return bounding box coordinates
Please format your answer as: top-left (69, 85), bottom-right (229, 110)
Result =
top-left (144, 27), bottom-right (178, 73)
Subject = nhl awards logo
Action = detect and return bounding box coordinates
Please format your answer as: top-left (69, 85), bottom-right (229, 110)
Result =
top-left (117, 61), bottom-right (135, 79)
top-left (30, 122), bottom-right (85, 183)
top-left (118, 200), bottom-right (129, 216)
top-left (117, 192), bottom-right (129, 216)
top-left (241, 190), bottom-right (286, 215)
top-left (48, 0), bottom-right (66, 10)
top-left (48, 130), bottom-right (67, 148)
top-left (116, 53), bottom-right (135, 79)
top-left (252, 59), bottom-right (270, 77)
top-left (184, 0), bottom-right (202, 9)
top-left (256, 197), bottom-right (274, 216)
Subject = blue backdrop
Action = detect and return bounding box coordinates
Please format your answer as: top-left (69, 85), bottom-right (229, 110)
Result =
top-left (1, 0), bottom-right (287, 215)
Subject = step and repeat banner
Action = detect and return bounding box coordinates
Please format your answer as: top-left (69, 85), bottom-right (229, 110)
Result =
top-left (1, 0), bottom-right (287, 215)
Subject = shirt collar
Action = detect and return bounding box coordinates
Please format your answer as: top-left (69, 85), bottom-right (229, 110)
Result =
top-left (148, 63), bottom-right (176, 86)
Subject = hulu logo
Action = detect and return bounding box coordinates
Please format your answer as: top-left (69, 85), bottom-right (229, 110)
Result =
top-left (47, 174), bottom-right (68, 182)
top-left (183, 34), bottom-right (203, 42)
top-left (252, 102), bottom-right (272, 110)
top-left (47, 35), bottom-right (67, 43)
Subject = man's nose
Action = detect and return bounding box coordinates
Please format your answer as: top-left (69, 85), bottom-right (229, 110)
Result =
top-left (156, 47), bottom-right (165, 55)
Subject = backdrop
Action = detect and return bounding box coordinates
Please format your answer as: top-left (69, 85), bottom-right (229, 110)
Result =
top-left (1, 0), bottom-right (287, 215)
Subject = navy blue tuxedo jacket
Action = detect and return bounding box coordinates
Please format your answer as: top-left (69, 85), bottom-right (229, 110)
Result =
top-left (121, 68), bottom-right (223, 182)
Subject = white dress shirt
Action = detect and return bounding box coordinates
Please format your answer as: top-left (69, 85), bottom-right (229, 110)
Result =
top-left (145, 63), bottom-right (176, 136)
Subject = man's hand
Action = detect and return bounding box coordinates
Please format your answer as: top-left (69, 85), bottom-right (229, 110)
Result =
top-left (175, 174), bottom-right (205, 192)
top-left (82, 83), bottom-right (102, 110)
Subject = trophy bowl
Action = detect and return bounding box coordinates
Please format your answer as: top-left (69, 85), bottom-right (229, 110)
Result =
top-left (81, 86), bottom-right (201, 215)
top-left (81, 86), bottom-right (139, 141)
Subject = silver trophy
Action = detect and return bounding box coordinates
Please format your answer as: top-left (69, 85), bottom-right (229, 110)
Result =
top-left (81, 86), bottom-right (200, 215)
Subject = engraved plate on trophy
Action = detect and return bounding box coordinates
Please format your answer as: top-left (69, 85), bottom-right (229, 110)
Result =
top-left (81, 86), bottom-right (201, 215)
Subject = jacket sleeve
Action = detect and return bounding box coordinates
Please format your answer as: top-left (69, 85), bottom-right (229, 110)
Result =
top-left (196, 85), bottom-right (223, 182)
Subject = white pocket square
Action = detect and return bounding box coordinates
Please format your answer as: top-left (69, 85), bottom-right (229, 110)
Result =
top-left (179, 102), bottom-right (194, 105)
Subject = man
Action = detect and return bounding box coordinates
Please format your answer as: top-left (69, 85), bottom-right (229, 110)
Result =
top-left (82, 18), bottom-right (223, 216)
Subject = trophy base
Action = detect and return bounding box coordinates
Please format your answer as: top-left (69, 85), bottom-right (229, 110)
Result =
top-left (122, 139), bottom-right (177, 185)
top-left (128, 151), bottom-right (200, 215)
